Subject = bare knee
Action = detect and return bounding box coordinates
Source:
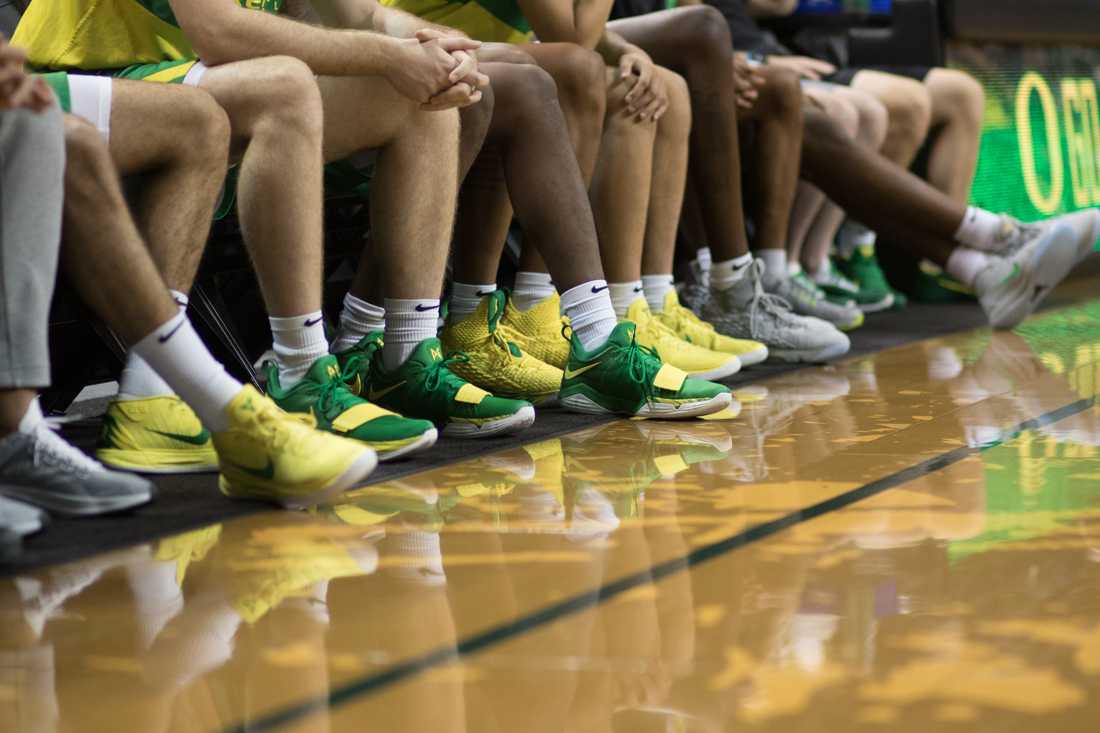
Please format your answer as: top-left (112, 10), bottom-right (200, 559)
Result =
top-left (854, 92), bottom-right (888, 149)
top-left (166, 87), bottom-right (231, 170)
top-left (671, 5), bottom-right (733, 63)
top-left (552, 45), bottom-right (607, 122)
top-left (880, 78), bottom-right (932, 149)
top-left (245, 55), bottom-right (323, 140)
top-left (757, 66), bottom-right (802, 120)
top-left (657, 69), bottom-right (691, 134)
top-left (63, 114), bottom-right (110, 174)
top-left (927, 68), bottom-right (985, 128)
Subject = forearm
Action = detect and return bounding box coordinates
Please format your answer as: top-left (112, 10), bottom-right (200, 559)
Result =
top-left (184, 6), bottom-right (406, 75)
top-left (746, 0), bottom-right (797, 17)
top-left (519, 0), bottom-right (613, 48)
top-left (377, 5), bottom-right (463, 37)
top-left (594, 29), bottom-right (634, 66)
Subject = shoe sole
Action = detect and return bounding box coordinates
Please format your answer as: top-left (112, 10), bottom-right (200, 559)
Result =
top-left (689, 357), bottom-right (742, 381)
top-left (985, 224), bottom-right (1078, 329)
top-left (377, 428), bottom-right (438, 462)
top-left (443, 405), bottom-right (537, 439)
top-left (735, 345), bottom-right (769, 367)
top-left (561, 391), bottom-right (733, 420)
top-left (769, 340), bottom-right (851, 364)
top-left (96, 448), bottom-right (218, 475)
top-left (0, 483), bottom-right (155, 517)
top-left (857, 293), bottom-right (895, 314)
top-left (224, 447), bottom-right (380, 510)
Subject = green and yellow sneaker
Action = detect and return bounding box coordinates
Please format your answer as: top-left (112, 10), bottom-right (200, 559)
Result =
top-left (559, 321), bottom-right (732, 419)
top-left (834, 246), bottom-right (897, 312)
top-left (364, 337), bottom-right (536, 439)
top-left (264, 356), bottom-right (437, 461)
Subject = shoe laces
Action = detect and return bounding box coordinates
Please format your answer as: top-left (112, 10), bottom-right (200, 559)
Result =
top-left (996, 216), bottom-right (1041, 256)
top-left (316, 361), bottom-right (363, 417)
top-left (31, 421), bottom-right (105, 476)
top-left (746, 260), bottom-right (796, 334)
top-left (424, 352), bottom-right (470, 396)
top-left (618, 329), bottom-right (662, 400)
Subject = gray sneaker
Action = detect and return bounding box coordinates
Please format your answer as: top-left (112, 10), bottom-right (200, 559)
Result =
top-left (767, 270), bottom-right (865, 332)
top-left (974, 222), bottom-right (1078, 329)
top-left (702, 260), bottom-right (851, 363)
top-left (0, 424), bottom-right (155, 517)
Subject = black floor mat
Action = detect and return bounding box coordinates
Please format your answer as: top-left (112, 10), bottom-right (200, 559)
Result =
top-left (0, 292), bottom-right (1079, 575)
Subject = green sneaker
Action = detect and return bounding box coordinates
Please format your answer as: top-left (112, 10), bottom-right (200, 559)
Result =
top-left (364, 337), bottom-right (536, 438)
top-left (559, 321), bottom-right (732, 419)
top-left (264, 355), bottom-right (437, 461)
top-left (834, 246), bottom-right (896, 313)
top-left (913, 259), bottom-right (974, 304)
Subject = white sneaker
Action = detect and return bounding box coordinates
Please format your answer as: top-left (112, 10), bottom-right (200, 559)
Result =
top-left (973, 222), bottom-right (1078, 329)
top-left (702, 260), bottom-right (851, 363)
top-left (766, 269), bottom-right (865, 332)
top-left (994, 209), bottom-right (1100, 264)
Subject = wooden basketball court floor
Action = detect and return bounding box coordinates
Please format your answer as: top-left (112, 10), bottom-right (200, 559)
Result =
top-left (5, 294), bottom-right (1100, 732)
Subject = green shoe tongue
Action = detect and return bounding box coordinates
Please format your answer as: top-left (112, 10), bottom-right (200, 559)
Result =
top-left (405, 337), bottom-right (448, 370)
top-left (305, 355), bottom-right (343, 385)
top-left (607, 321), bottom-right (639, 347)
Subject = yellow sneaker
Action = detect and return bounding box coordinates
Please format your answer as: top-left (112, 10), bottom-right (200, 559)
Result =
top-left (213, 386), bottom-right (378, 509)
top-left (628, 298), bottom-right (742, 381)
top-left (441, 289), bottom-right (562, 405)
top-left (655, 289), bottom-right (769, 367)
top-left (498, 291), bottom-right (571, 369)
top-left (96, 396), bottom-right (219, 474)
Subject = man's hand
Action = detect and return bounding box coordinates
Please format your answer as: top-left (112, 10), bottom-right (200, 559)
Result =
top-left (732, 52), bottom-right (765, 110)
top-left (386, 32), bottom-right (482, 104)
top-left (0, 37), bottom-right (53, 113)
top-left (618, 48), bottom-right (667, 122)
top-left (766, 54), bottom-right (835, 80)
top-left (409, 29), bottom-right (488, 110)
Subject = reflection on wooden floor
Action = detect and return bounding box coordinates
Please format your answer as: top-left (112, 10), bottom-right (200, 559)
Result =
top-left (4, 299), bottom-right (1100, 733)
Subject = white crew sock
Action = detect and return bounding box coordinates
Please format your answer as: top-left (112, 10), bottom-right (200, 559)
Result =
top-left (131, 313), bottom-right (243, 432)
top-left (448, 282), bottom-right (495, 322)
top-left (383, 298), bottom-right (440, 370)
top-left (333, 293), bottom-right (385, 353)
top-left (609, 280), bottom-right (644, 318)
top-left (710, 253), bottom-right (754, 291)
top-left (560, 280), bottom-right (617, 352)
top-left (954, 206), bottom-right (1003, 251)
top-left (17, 398), bottom-right (44, 435)
top-left (642, 274), bottom-right (674, 313)
top-left (758, 249), bottom-right (788, 284)
top-left (945, 247), bottom-right (992, 288)
top-left (512, 271), bottom-right (556, 311)
top-left (119, 290), bottom-right (189, 400)
top-left (837, 221), bottom-right (877, 259)
top-left (270, 312), bottom-right (329, 389)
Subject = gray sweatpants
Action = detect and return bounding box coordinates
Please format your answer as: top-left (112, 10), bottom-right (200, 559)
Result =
top-left (0, 106), bottom-right (65, 389)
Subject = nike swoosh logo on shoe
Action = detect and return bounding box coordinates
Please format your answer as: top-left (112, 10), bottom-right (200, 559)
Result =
top-left (415, 304), bottom-right (440, 312)
top-left (150, 428), bottom-right (211, 446)
top-left (591, 285), bottom-right (608, 293)
top-left (304, 317), bottom-right (324, 327)
top-left (633, 287), bottom-right (643, 293)
top-left (158, 320), bottom-right (185, 344)
top-left (224, 458), bottom-right (276, 480)
top-left (476, 290), bottom-right (495, 297)
top-left (998, 263), bottom-right (1022, 287)
top-left (368, 381), bottom-right (407, 401)
top-left (564, 362), bottom-right (601, 379)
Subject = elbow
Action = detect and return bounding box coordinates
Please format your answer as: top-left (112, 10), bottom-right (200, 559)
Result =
top-left (183, 17), bottom-right (242, 66)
